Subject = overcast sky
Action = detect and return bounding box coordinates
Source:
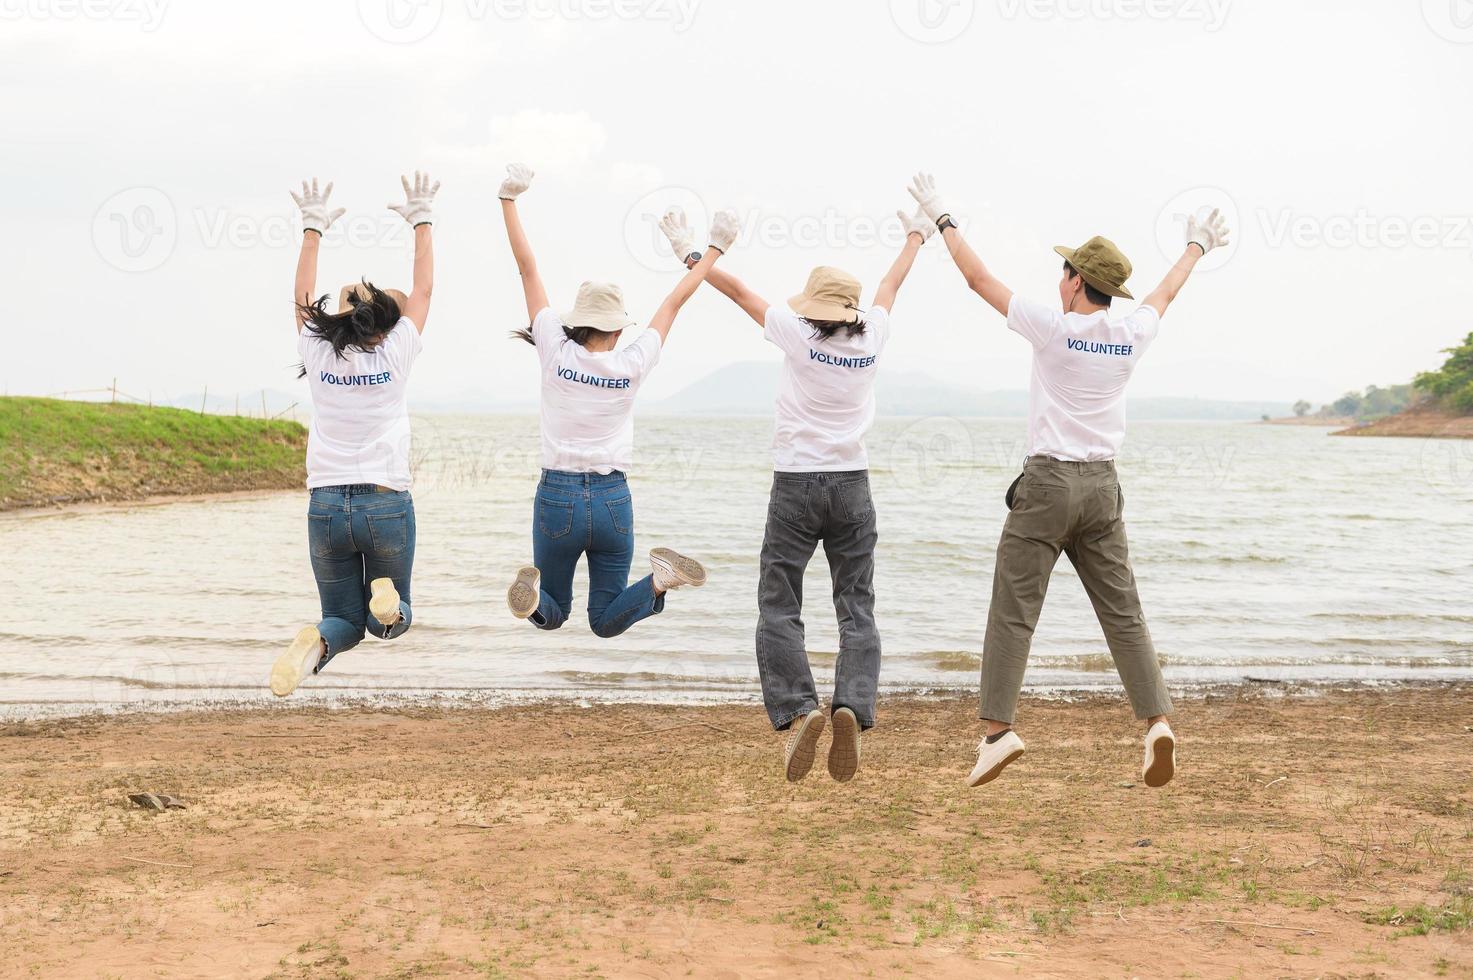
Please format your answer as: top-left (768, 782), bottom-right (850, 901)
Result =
top-left (3, 0), bottom-right (1470, 408)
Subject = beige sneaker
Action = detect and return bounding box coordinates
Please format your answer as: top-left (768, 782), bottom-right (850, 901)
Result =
top-left (270, 626), bottom-right (325, 698)
top-left (966, 730), bottom-right (1025, 787)
top-left (1142, 721), bottom-right (1176, 787)
top-left (784, 709), bottom-right (826, 783)
top-left (368, 577), bottom-right (401, 627)
top-left (827, 707), bottom-right (861, 782)
top-left (507, 566), bottom-right (540, 620)
top-left (650, 548), bottom-right (707, 592)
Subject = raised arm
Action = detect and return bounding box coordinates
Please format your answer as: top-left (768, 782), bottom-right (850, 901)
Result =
top-left (387, 171), bottom-right (439, 332)
top-left (497, 164), bottom-right (549, 321)
top-left (1142, 207), bottom-right (1230, 318)
top-left (909, 173), bottom-right (1013, 318)
top-left (661, 207), bottom-right (769, 327)
top-left (289, 178), bottom-right (345, 331)
top-left (647, 208), bottom-right (742, 343)
top-left (871, 208), bottom-right (932, 312)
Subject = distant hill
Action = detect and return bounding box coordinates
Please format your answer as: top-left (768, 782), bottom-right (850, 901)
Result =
top-left (649, 362), bottom-right (1290, 421)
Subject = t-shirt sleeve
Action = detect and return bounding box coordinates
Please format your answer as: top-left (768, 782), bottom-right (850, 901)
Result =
top-left (763, 306), bottom-right (803, 355)
top-left (1006, 295), bottom-right (1062, 351)
top-left (623, 329), bottom-right (663, 381)
top-left (865, 305), bottom-right (891, 352)
top-left (530, 307), bottom-right (562, 352)
top-left (384, 317), bottom-right (423, 371)
top-left (1125, 304), bottom-right (1162, 349)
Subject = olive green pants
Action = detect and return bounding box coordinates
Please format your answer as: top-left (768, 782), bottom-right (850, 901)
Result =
top-left (980, 457), bottom-right (1172, 724)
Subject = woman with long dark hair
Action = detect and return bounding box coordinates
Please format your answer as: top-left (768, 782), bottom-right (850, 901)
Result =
top-left (270, 172), bottom-right (437, 696)
top-left (658, 204), bottom-right (931, 783)
top-left (498, 163), bottom-right (739, 637)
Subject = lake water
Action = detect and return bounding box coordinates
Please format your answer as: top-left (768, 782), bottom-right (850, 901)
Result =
top-left (3, 416), bottom-right (1471, 720)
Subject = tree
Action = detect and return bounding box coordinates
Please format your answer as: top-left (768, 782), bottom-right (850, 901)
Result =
top-left (1332, 391), bottom-right (1364, 417)
top-left (1415, 332), bottom-right (1473, 415)
top-left (1293, 400), bottom-right (1312, 417)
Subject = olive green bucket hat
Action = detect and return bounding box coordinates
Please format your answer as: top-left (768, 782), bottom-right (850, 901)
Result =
top-left (1054, 236), bottom-right (1134, 300)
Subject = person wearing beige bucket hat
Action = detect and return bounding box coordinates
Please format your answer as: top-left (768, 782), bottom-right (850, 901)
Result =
top-left (659, 202), bottom-right (936, 784)
top-left (270, 171), bottom-right (439, 698)
top-left (497, 163), bottom-right (742, 639)
top-left (905, 172), bottom-right (1231, 791)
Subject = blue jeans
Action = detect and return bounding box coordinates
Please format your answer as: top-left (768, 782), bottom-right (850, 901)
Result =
top-left (529, 470), bottom-right (664, 637)
top-left (307, 485), bottom-right (415, 668)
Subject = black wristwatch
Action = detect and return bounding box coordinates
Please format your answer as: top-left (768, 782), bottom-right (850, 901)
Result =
top-left (684, 250), bottom-right (703, 267)
top-left (936, 215), bottom-right (957, 233)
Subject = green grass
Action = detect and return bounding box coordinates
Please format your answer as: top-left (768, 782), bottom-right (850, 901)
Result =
top-left (0, 396), bottom-right (306, 507)
top-left (1366, 897), bottom-right (1473, 936)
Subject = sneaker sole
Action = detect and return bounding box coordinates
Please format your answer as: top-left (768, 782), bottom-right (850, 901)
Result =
top-left (368, 577), bottom-right (401, 626)
top-left (508, 566), bottom-right (540, 619)
top-left (828, 708), bottom-right (860, 782)
top-left (651, 548), bottom-right (707, 588)
top-left (966, 747), bottom-right (1024, 788)
top-left (1144, 734), bottom-right (1175, 787)
top-left (270, 626), bottom-right (321, 698)
top-left (786, 712), bottom-right (826, 783)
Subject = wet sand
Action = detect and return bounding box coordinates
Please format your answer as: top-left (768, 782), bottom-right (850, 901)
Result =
top-left (2, 687), bottom-right (1470, 978)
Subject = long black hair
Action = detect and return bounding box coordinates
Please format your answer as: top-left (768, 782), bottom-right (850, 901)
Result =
top-left (296, 280), bottom-right (402, 378)
top-left (511, 324), bottom-right (603, 348)
top-left (801, 315), bottom-right (867, 341)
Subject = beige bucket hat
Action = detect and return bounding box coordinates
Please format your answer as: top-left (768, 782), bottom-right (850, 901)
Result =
top-left (337, 284), bottom-right (410, 314)
top-left (788, 266), bottom-right (863, 323)
top-left (1053, 236), bottom-right (1134, 300)
top-left (562, 281), bottom-right (638, 332)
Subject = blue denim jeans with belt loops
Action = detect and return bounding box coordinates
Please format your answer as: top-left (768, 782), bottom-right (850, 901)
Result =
top-left (307, 485), bottom-right (415, 668)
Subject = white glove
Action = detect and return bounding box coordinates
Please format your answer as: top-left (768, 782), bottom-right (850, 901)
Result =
top-left (897, 206), bottom-right (935, 243)
top-left (708, 208), bottom-right (741, 253)
top-left (906, 172), bottom-right (953, 225)
top-left (1185, 206), bottom-right (1230, 254)
top-left (658, 206), bottom-right (698, 260)
top-left (499, 163), bottom-right (534, 201)
top-left (290, 178), bottom-right (346, 236)
top-left (388, 170), bottom-right (440, 227)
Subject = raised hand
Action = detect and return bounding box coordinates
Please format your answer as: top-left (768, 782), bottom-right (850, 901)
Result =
top-left (906, 172), bottom-right (953, 225)
top-left (708, 208), bottom-right (741, 253)
top-left (1185, 206), bottom-right (1230, 254)
top-left (498, 163), bottom-right (534, 201)
top-left (658, 206), bottom-right (697, 259)
top-left (897, 206), bottom-right (935, 243)
top-left (290, 178), bottom-right (346, 236)
top-left (388, 170), bottom-right (440, 228)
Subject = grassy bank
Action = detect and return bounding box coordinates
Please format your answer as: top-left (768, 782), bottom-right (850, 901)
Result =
top-left (0, 396), bottom-right (306, 510)
top-left (1334, 406), bottom-right (1473, 439)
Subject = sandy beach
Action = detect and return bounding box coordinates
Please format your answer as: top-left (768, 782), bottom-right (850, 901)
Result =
top-left (2, 687), bottom-right (1470, 978)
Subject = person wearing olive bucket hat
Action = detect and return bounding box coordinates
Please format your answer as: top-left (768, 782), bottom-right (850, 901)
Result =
top-left (498, 163), bottom-right (741, 639)
top-left (904, 173), bottom-right (1231, 791)
top-left (659, 202), bottom-right (934, 784)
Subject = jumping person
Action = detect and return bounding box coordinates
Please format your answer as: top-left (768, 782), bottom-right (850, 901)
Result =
top-left (270, 172), bottom-right (438, 697)
top-left (658, 204), bottom-right (933, 783)
top-left (498, 164), bottom-right (740, 636)
top-left (902, 173), bottom-right (1230, 788)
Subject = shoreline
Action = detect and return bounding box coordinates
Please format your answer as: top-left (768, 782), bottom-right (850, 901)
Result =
top-left (2, 687), bottom-right (1469, 976)
top-left (0, 486), bottom-right (299, 519)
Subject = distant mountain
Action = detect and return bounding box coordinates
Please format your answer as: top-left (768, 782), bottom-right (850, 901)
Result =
top-left (649, 362), bottom-right (1291, 421)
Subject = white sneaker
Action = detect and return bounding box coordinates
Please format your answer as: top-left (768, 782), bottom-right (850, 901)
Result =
top-left (966, 730), bottom-right (1025, 787)
top-left (368, 577), bottom-right (402, 628)
top-left (784, 709), bottom-right (826, 783)
top-left (650, 548), bottom-right (707, 592)
top-left (270, 626), bottom-right (324, 698)
top-left (828, 707), bottom-right (861, 783)
top-left (507, 566), bottom-right (540, 619)
top-left (1142, 721), bottom-right (1176, 787)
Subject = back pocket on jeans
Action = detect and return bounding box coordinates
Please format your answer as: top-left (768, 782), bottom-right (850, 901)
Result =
top-left (537, 497), bottom-right (574, 539)
top-left (367, 512), bottom-right (408, 557)
top-left (836, 479), bottom-right (873, 523)
top-left (771, 479), bottom-right (811, 523)
top-left (308, 513), bottom-right (334, 558)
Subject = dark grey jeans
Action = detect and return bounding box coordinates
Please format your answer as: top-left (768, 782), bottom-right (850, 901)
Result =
top-left (755, 470), bottom-right (881, 732)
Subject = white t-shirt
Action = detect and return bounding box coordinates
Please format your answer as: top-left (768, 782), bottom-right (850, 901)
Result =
top-left (1007, 295), bottom-right (1160, 462)
top-left (300, 316), bottom-right (422, 490)
top-left (532, 307), bottom-right (662, 474)
top-left (764, 304), bottom-right (890, 472)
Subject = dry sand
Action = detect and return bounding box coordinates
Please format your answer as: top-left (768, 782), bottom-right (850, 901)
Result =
top-left (2, 688), bottom-right (1470, 978)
